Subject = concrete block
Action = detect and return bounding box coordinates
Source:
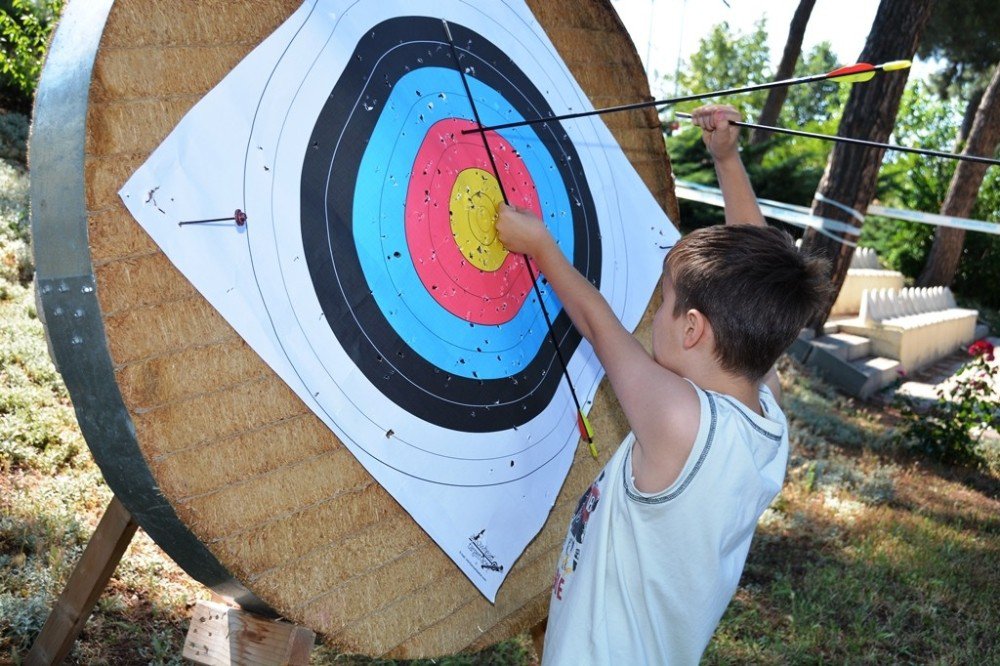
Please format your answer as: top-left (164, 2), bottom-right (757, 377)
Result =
top-left (813, 333), bottom-right (872, 362)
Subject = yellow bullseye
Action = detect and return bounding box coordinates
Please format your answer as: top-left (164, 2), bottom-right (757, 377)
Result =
top-left (450, 168), bottom-right (507, 272)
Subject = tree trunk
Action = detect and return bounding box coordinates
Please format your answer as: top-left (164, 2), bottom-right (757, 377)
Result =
top-left (955, 86), bottom-right (986, 149)
top-left (800, 0), bottom-right (936, 332)
top-left (918, 62), bottom-right (1000, 287)
top-left (749, 0), bottom-right (817, 150)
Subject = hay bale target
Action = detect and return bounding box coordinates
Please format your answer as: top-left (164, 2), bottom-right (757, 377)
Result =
top-left (31, 0), bottom-right (678, 657)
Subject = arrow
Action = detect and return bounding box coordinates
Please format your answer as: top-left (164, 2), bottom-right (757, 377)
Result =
top-left (442, 19), bottom-right (598, 457)
top-left (179, 209), bottom-right (248, 226)
top-left (674, 112), bottom-right (1000, 167)
top-left (462, 60), bottom-right (911, 136)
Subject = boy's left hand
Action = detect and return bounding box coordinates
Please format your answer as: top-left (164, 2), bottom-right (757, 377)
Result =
top-left (690, 104), bottom-right (742, 161)
top-left (496, 203), bottom-right (553, 257)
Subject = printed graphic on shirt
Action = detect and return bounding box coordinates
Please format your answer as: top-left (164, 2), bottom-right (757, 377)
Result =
top-left (552, 470), bottom-right (604, 601)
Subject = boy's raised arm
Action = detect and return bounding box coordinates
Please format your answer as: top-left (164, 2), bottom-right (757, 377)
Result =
top-left (496, 205), bottom-right (700, 489)
top-left (692, 105), bottom-right (782, 401)
top-left (690, 105), bottom-right (766, 227)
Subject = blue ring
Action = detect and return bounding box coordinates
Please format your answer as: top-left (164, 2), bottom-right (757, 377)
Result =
top-left (354, 68), bottom-right (574, 380)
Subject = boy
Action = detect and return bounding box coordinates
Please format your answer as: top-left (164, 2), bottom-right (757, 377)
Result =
top-left (497, 104), bottom-right (831, 664)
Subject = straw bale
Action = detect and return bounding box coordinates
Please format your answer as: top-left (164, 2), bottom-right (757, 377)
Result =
top-left (80, 0), bottom-right (678, 657)
top-left (206, 480), bottom-right (396, 575)
top-left (87, 210), bottom-right (157, 268)
top-left (91, 46), bottom-right (248, 103)
top-left (88, 98), bottom-right (198, 156)
top-left (85, 155), bottom-right (147, 213)
top-left (93, 252), bottom-right (196, 316)
top-left (101, 295), bottom-right (236, 366)
top-left (99, 0), bottom-right (299, 50)
top-left (153, 415), bottom-right (332, 497)
top-left (129, 375), bottom-right (307, 459)
top-left (115, 340), bottom-right (267, 409)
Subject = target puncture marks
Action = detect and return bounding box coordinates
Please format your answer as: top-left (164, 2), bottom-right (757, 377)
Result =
top-left (120, 0), bottom-right (672, 599)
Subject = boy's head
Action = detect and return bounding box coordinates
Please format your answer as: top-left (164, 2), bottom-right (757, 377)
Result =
top-left (662, 224), bottom-right (832, 382)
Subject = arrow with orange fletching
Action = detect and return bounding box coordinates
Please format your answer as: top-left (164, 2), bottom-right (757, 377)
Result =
top-left (463, 60), bottom-right (912, 135)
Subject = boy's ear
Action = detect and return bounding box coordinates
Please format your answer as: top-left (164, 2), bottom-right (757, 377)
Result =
top-left (682, 309), bottom-right (711, 350)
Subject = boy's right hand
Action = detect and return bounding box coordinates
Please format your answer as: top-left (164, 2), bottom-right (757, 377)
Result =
top-left (496, 203), bottom-right (553, 257)
top-left (690, 104), bottom-right (742, 162)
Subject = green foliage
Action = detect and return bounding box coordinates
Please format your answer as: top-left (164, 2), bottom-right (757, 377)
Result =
top-left (665, 29), bottom-right (842, 233)
top-left (860, 80), bottom-right (1000, 307)
top-left (671, 19), bottom-right (771, 121)
top-left (894, 341), bottom-right (998, 468)
top-left (918, 0), bottom-right (1000, 98)
top-left (952, 166), bottom-right (1000, 308)
top-left (781, 41), bottom-right (844, 130)
top-left (0, 0), bottom-right (62, 114)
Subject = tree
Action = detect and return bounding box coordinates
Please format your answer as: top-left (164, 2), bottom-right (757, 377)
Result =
top-left (909, 0), bottom-right (1000, 287)
top-left (672, 20), bottom-right (771, 122)
top-left (749, 0), bottom-right (817, 151)
top-left (799, 0), bottom-right (936, 330)
top-left (918, 62), bottom-right (1000, 287)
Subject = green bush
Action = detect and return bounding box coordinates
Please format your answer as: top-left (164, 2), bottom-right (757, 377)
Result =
top-left (0, 0), bottom-right (63, 115)
top-left (894, 340), bottom-right (998, 467)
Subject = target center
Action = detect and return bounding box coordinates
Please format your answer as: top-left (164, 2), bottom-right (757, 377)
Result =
top-left (450, 168), bottom-right (507, 272)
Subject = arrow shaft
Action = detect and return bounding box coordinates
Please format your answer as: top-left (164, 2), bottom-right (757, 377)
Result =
top-left (465, 72), bottom-right (833, 135)
top-left (178, 216), bottom-right (233, 225)
top-left (681, 114), bottom-right (1000, 167)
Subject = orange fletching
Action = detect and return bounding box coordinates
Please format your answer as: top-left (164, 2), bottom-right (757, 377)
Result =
top-left (827, 62), bottom-right (877, 83)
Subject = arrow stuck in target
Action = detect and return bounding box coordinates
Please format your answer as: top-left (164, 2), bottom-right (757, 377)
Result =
top-left (462, 60), bottom-right (912, 135)
top-left (178, 209), bottom-right (248, 226)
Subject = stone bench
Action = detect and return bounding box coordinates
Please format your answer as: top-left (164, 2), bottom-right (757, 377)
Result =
top-left (839, 286), bottom-right (978, 372)
top-left (830, 247), bottom-right (904, 317)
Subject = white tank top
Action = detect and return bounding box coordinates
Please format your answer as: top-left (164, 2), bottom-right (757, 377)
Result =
top-left (544, 383), bottom-right (788, 665)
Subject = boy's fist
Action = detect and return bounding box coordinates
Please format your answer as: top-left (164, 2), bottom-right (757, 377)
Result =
top-left (690, 104), bottom-right (742, 161)
top-left (496, 203), bottom-right (552, 257)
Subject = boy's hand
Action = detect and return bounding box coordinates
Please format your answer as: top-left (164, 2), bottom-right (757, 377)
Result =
top-left (496, 203), bottom-right (553, 257)
top-left (690, 104), bottom-right (742, 162)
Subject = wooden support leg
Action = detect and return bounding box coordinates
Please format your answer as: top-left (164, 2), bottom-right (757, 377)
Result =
top-left (25, 495), bottom-right (138, 666)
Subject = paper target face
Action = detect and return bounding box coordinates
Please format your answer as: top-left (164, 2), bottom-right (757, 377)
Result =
top-left (120, 0), bottom-right (673, 597)
top-left (240, 7), bottom-right (611, 486)
top-left (294, 17), bottom-right (600, 432)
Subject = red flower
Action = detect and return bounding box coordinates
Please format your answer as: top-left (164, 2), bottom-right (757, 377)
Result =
top-left (969, 340), bottom-right (995, 358)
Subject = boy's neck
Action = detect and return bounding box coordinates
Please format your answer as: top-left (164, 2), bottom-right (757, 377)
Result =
top-left (685, 366), bottom-right (763, 416)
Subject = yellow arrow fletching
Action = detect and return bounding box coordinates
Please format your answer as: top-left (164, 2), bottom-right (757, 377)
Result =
top-left (880, 59), bottom-right (912, 71)
top-left (833, 70), bottom-right (877, 83)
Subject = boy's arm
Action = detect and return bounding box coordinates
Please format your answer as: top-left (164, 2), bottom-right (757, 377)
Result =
top-left (693, 106), bottom-right (785, 400)
top-left (497, 205), bottom-right (700, 490)
top-left (690, 105), bottom-right (766, 227)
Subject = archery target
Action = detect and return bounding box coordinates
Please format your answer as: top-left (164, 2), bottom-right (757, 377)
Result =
top-left (114, 0), bottom-right (675, 606)
top-left (241, 9), bottom-right (606, 484)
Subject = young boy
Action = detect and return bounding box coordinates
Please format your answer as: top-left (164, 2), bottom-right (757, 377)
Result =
top-left (497, 104), bottom-right (831, 664)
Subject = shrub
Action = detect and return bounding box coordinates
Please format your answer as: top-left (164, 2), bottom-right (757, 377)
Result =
top-left (894, 340), bottom-right (998, 467)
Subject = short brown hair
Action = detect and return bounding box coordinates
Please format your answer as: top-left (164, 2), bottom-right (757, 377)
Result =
top-left (666, 225), bottom-right (832, 381)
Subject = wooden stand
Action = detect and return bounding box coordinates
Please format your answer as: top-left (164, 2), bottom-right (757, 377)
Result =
top-left (24, 496), bottom-right (315, 665)
top-left (183, 601), bottom-right (315, 665)
top-left (25, 496), bottom-right (137, 666)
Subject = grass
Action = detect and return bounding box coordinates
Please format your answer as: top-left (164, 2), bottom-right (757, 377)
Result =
top-left (1, 152), bottom-right (998, 663)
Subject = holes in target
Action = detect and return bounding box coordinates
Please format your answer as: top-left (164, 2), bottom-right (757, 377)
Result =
top-left (300, 16), bottom-right (600, 432)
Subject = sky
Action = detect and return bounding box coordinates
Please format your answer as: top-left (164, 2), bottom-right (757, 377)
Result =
top-left (610, 0), bottom-right (934, 96)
